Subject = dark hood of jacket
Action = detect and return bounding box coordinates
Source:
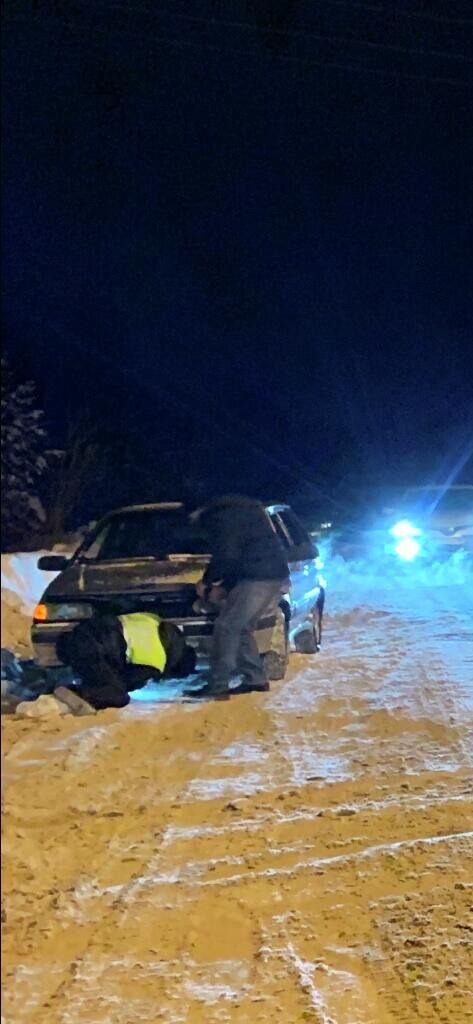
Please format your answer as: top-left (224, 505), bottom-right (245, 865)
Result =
top-left (195, 496), bottom-right (289, 589)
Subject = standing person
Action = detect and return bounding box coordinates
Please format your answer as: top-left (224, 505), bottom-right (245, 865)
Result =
top-left (54, 612), bottom-right (196, 711)
top-left (187, 496), bottom-right (289, 699)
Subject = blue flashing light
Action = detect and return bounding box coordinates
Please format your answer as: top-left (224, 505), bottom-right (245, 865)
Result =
top-left (390, 519), bottom-right (422, 540)
top-left (395, 538), bottom-right (421, 561)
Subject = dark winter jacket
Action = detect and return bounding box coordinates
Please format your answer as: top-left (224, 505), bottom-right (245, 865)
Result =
top-left (196, 496), bottom-right (289, 590)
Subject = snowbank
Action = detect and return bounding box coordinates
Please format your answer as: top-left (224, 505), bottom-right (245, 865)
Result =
top-left (319, 542), bottom-right (473, 594)
top-left (1, 551), bottom-right (61, 654)
top-left (1, 601), bottom-right (33, 657)
top-left (1, 551), bottom-right (61, 615)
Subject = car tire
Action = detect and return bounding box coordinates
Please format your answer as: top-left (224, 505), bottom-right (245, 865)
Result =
top-left (263, 609), bottom-right (289, 681)
top-left (294, 596), bottom-right (324, 655)
top-left (294, 627), bottom-right (318, 655)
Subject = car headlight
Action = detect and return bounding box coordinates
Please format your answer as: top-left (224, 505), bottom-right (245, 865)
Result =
top-left (390, 519), bottom-right (422, 540)
top-left (33, 602), bottom-right (94, 623)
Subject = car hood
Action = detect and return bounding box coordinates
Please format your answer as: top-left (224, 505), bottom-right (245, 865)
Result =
top-left (43, 556), bottom-right (209, 600)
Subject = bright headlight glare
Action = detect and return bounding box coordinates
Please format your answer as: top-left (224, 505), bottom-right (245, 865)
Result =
top-left (390, 519), bottom-right (422, 540)
top-left (395, 538), bottom-right (420, 561)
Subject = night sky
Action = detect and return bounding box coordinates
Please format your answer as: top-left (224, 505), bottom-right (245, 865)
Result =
top-left (2, 0), bottom-right (473, 518)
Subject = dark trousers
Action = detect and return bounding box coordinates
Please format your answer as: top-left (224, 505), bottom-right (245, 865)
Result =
top-left (58, 617), bottom-right (160, 710)
top-left (209, 580), bottom-right (282, 692)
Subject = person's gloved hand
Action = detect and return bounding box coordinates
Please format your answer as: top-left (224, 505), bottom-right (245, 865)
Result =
top-left (194, 581), bottom-right (226, 610)
top-left (208, 584), bottom-right (226, 607)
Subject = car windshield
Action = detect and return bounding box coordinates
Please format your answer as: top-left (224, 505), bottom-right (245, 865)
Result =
top-left (76, 510), bottom-right (210, 562)
top-left (405, 488), bottom-right (473, 512)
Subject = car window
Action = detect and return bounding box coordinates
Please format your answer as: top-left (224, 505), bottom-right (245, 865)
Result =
top-left (280, 510), bottom-right (317, 559)
top-left (279, 509), bottom-right (311, 547)
top-left (77, 511), bottom-right (209, 562)
top-left (270, 510), bottom-right (316, 561)
top-left (79, 526), bottom-right (110, 561)
top-left (268, 512), bottom-right (292, 549)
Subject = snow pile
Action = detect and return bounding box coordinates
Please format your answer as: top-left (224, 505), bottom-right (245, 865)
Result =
top-left (15, 694), bottom-right (71, 719)
top-left (320, 545), bottom-right (473, 594)
top-left (1, 551), bottom-right (60, 615)
top-left (1, 602), bottom-right (33, 657)
top-left (1, 551), bottom-right (60, 654)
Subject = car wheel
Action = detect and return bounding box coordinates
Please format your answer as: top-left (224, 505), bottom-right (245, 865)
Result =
top-left (294, 597), bottom-right (324, 655)
top-left (313, 596), bottom-right (324, 647)
top-left (294, 627), bottom-right (318, 655)
top-left (263, 609), bottom-right (289, 681)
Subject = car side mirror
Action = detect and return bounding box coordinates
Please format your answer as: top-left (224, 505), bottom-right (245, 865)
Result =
top-left (37, 555), bottom-right (69, 572)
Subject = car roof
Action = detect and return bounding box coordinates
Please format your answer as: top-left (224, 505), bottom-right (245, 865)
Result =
top-left (108, 502), bottom-right (185, 515)
top-left (103, 501), bottom-right (290, 517)
top-left (266, 503), bottom-right (290, 514)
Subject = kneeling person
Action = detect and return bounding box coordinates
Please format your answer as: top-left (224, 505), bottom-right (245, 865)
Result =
top-left (56, 612), bottom-right (196, 711)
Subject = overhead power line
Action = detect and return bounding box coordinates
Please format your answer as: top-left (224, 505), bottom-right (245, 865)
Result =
top-left (305, 0), bottom-right (473, 27)
top-left (30, 0), bottom-right (473, 30)
top-left (66, 0), bottom-right (473, 65)
top-left (4, 11), bottom-right (472, 89)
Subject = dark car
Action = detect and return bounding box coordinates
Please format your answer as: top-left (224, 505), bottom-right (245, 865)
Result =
top-left (32, 502), bottom-right (325, 681)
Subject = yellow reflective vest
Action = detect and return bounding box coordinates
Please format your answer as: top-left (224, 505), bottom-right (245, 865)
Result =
top-left (118, 612), bottom-right (166, 672)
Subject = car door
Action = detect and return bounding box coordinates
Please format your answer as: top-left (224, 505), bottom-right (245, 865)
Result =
top-left (268, 506), bottom-right (320, 633)
top-left (279, 507), bottom-right (321, 629)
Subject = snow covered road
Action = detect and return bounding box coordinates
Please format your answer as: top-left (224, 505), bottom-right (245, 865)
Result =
top-left (2, 562), bottom-right (473, 1023)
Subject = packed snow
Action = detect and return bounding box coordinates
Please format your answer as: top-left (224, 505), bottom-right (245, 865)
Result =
top-left (2, 548), bottom-right (473, 1022)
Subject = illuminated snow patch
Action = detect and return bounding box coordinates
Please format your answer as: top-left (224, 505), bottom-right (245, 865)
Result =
top-left (129, 679), bottom-right (188, 703)
top-left (185, 772), bottom-right (265, 800)
top-left (48, 726), bottom-right (114, 769)
top-left (161, 788), bottom-right (471, 847)
top-left (259, 943), bottom-right (368, 1024)
top-left (4, 964), bottom-right (64, 1018)
top-left (184, 961), bottom-right (250, 1004)
top-left (161, 830), bottom-right (473, 890)
top-left (285, 944), bottom-right (357, 1024)
top-left (185, 979), bottom-right (239, 1001)
top-left (217, 742), bottom-right (269, 763)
